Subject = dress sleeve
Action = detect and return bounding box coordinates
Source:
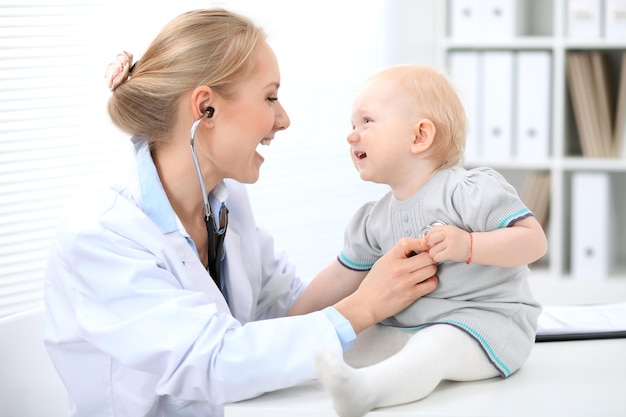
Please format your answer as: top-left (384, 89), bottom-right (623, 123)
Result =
top-left (337, 201), bottom-right (382, 271)
top-left (452, 167), bottom-right (533, 232)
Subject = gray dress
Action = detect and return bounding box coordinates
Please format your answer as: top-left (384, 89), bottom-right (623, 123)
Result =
top-left (339, 166), bottom-right (542, 377)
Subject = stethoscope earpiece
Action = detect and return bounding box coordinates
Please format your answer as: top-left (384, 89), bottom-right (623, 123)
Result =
top-left (205, 106), bottom-right (215, 118)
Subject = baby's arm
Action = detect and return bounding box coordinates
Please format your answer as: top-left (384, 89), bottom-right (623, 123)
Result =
top-left (426, 216), bottom-right (547, 268)
top-left (287, 259), bottom-right (366, 316)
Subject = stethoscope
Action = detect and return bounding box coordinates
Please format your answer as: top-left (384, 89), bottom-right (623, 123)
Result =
top-left (189, 107), bottom-right (228, 292)
top-left (418, 221), bottom-right (447, 239)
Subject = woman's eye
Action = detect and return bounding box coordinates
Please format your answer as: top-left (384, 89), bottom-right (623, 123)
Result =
top-left (267, 96), bottom-right (278, 103)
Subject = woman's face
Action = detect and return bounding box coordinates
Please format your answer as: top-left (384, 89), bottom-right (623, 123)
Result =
top-left (208, 39), bottom-right (290, 184)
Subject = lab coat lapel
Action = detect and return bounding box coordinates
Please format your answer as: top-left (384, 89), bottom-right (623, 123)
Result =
top-left (163, 232), bottom-right (231, 313)
top-left (222, 228), bottom-right (254, 324)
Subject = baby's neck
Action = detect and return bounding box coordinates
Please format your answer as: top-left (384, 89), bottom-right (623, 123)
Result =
top-left (390, 164), bottom-right (440, 201)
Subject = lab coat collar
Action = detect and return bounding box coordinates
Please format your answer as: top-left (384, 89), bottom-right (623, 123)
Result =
top-left (134, 138), bottom-right (178, 235)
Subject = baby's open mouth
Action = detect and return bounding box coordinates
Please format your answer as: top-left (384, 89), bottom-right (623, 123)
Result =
top-left (355, 151), bottom-right (367, 159)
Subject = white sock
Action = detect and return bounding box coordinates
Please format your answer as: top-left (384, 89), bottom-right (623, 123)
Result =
top-left (315, 324), bottom-right (499, 417)
top-left (315, 348), bottom-right (376, 417)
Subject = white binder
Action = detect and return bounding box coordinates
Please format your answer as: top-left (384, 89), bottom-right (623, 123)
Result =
top-left (448, 51), bottom-right (482, 161)
top-left (482, 0), bottom-right (527, 37)
top-left (605, 0), bottom-right (626, 38)
top-left (481, 51), bottom-right (514, 160)
top-left (571, 172), bottom-right (613, 278)
top-left (449, 0), bottom-right (480, 38)
top-left (515, 51), bottom-right (551, 161)
top-left (567, 0), bottom-right (602, 38)
top-left (450, 0), bottom-right (527, 38)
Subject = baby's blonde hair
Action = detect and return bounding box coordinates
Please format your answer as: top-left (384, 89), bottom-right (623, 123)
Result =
top-left (107, 9), bottom-right (265, 143)
top-left (378, 65), bottom-right (467, 169)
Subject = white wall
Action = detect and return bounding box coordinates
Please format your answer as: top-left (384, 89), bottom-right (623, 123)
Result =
top-left (227, 0), bottom-right (437, 280)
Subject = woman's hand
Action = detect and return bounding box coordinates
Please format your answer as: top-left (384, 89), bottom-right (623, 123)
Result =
top-left (333, 238), bottom-right (438, 334)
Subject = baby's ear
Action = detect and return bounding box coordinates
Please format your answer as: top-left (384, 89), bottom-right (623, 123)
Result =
top-left (411, 118), bottom-right (436, 154)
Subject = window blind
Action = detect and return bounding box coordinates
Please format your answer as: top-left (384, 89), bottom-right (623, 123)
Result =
top-left (0, 0), bottom-right (232, 317)
top-left (0, 1), bottom-right (126, 317)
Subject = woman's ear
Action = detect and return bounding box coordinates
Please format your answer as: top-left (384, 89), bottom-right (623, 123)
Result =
top-left (410, 118), bottom-right (436, 155)
top-left (190, 85), bottom-right (216, 122)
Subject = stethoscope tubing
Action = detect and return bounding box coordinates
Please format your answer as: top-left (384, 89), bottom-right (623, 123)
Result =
top-left (189, 113), bottom-right (212, 221)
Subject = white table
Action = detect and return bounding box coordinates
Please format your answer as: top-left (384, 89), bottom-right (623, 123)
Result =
top-left (226, 278), bottom-right (626, 417)
top-left (225, 337), bottom-right (626, 416)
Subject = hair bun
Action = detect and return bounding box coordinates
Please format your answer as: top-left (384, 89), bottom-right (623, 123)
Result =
top-left (105, 51), bottom-right (134, 92)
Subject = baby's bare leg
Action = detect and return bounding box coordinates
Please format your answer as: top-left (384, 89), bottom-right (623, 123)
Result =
top-left (315, 324), bottom-right (499, 417)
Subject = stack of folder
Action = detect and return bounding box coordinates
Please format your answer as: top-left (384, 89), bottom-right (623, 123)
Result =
top-left (566, 51), bottom-right (626, 158)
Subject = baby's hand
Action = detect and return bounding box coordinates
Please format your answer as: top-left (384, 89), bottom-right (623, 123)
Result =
top-left (425, 225), bottom-right (471, 264)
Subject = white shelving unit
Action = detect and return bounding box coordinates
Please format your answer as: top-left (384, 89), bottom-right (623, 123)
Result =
top-left (434, 0), bottom-right (626, 281)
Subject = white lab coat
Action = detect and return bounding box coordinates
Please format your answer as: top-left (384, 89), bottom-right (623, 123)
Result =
top-left (44, 140), bottom-right (343, 417)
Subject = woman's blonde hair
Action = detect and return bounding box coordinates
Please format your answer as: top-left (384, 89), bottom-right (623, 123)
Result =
top-left (383, 65), bottom-right (467, 169)
top-left (107, 9), bottom-right (265, 143)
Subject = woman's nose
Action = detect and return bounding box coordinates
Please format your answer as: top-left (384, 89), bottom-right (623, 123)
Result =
top-left (275, 102), bottom-right (290, 131)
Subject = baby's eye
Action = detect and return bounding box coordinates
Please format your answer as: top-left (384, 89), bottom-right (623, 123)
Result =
top-left (364, 117), bottom-right (372, 124)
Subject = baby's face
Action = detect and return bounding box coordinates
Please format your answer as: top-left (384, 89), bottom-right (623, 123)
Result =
top-left (346, 75), bottom-right (420, 186)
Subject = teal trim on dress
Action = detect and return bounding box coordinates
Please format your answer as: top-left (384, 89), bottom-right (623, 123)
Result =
top-left (498, 208), bottom-right (531, 229)
top-left (339, 252), bottom-right (374, 270)
top-left (379, 320), bottom-right (511, 377)
top-left (440, 319), bottom-right (511, 376)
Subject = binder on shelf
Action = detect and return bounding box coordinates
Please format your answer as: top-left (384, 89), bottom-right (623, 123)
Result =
top-left (481, 51), bottom-right (514, 160)
top-left (522, 172), bottom-right (550, 230)
top-left (613, 51), bottom-right (626, 158)
top-left (567, 0), bottom-right (602, 38)
top-left (566, 53), bottom-right (613, 158)
top-left (515, 51), bottom-right (551, 161)
top-left (448, 51), bottom-right (482, 161)
top-left (449, 0), bottom-right (527, 38)
top-left (605, 0), bottom-right (626, 38)
top-left (482, 0), bottom-right (527, 38)
top-left (566, 55), bottom-right (587, 156)
top-left (571, 172), bottom-right (613, 278)
top-left (449, 0), bottom-right (480, 38)
top-left (590, 51), bottom-right (614, 157)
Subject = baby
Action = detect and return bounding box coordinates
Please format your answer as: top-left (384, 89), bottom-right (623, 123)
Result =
top-left (288, 64), bottom-right (547, 417)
